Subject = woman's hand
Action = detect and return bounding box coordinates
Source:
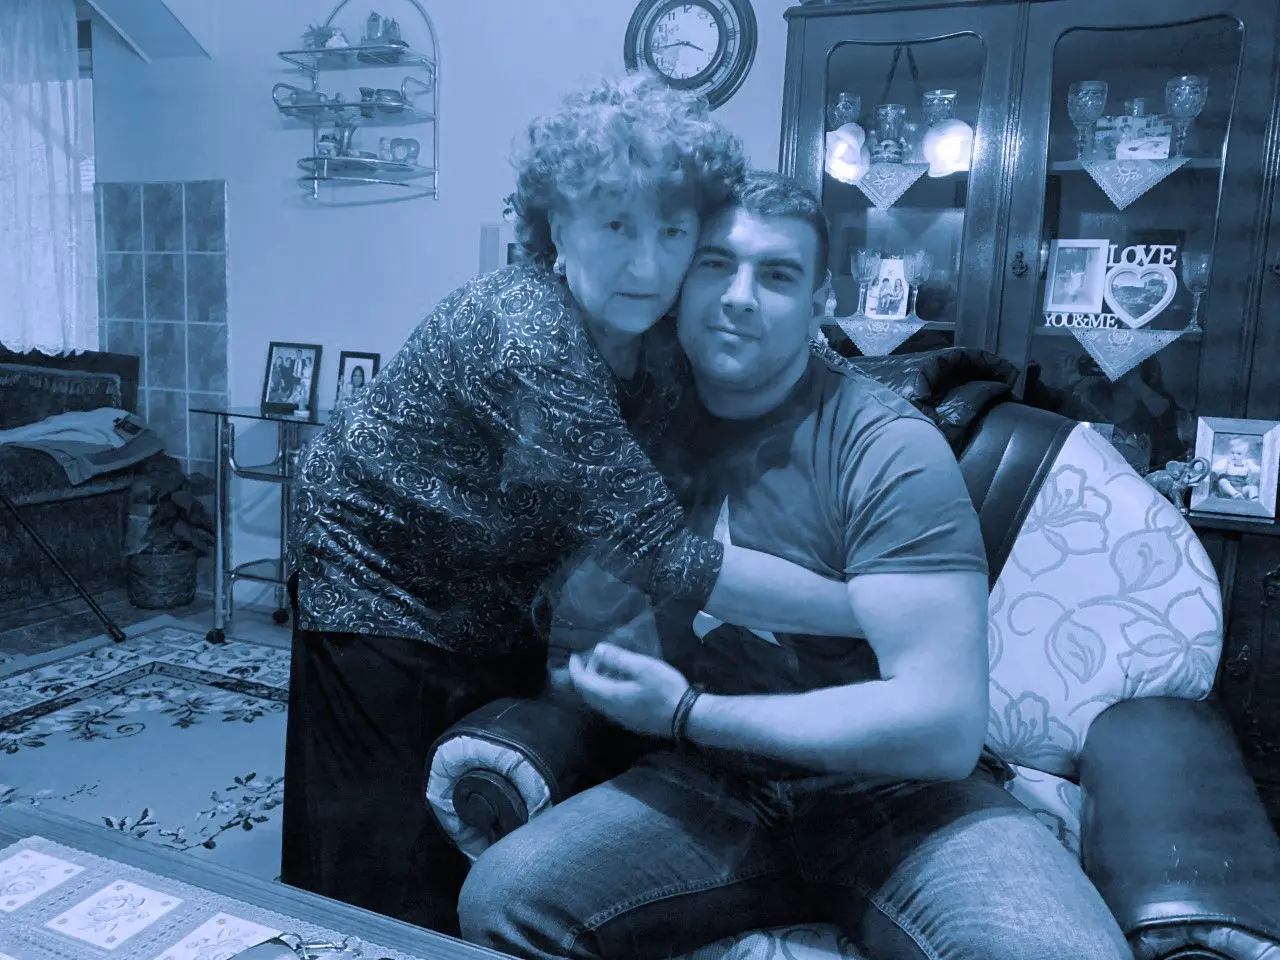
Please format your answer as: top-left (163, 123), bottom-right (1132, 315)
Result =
top-left (566, 642), bottom-right (689, 738)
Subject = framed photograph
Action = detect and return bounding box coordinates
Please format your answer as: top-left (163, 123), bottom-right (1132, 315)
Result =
top-left (261, 341), bottom-right (322, 416)
top-left (335, 350), bottom-right (381, 406)
top-left (1189, 417), bottom-right (1280, 520)
top-left (1043, 238), bottom-right (1110, 314)
top-left (864, 256), bottom-right (909, 320)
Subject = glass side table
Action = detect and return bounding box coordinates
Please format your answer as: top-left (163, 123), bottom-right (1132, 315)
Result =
top-left (190, 403), bottom-right (329, 643)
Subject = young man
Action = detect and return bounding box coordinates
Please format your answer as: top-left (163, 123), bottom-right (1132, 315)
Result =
top-left (456, 171), bottom-right (1133, 960)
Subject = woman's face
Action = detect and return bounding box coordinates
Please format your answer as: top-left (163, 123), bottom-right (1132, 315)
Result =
top-left (550, 191), bottom-right (698, 337)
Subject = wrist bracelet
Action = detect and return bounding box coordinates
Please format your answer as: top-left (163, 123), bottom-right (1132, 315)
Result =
top-left (670, 683), bottom-right (705, 744)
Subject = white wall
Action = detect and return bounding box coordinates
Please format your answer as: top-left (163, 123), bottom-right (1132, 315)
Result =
top-left (92, 0), bottom-right (794, 613)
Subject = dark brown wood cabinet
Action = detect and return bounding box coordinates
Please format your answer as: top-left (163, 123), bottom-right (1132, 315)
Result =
top-left (779, 0), bottom-right (1280, 823)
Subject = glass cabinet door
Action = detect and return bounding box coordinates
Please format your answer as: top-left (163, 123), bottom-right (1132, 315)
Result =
top-left (783, 6), bottom-right (1020, 357)
top-left (998, 0), bottom-right (1278, 474)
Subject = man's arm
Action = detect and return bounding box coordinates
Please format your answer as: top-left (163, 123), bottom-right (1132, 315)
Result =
top-left (684, 568), bottom-right (989, 781)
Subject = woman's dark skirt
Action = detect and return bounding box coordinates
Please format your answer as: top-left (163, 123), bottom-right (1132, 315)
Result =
top-left (280, 576), bottom-right (545, 934)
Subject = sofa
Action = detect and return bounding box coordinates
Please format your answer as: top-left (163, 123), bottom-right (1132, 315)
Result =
top-left (424, 347), bottom-right (1280, 960)
top-left (0, 348), bottom-right (142, 622)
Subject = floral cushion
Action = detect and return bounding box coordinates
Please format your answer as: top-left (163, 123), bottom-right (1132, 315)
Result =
top-left (679, 925), bottom-right (869, 959)
top-left (985, 424), bottom-right (1223, 781)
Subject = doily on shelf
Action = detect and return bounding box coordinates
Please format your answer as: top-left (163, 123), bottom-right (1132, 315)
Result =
top-left (1071, 327), bottom-right (1185, 380)
top-left (853, 163), bottom-right (929, 210)
top-left (1081, 157), bottom-right (1190, 211)
top-left (836, 316), bottom-right (926, 356)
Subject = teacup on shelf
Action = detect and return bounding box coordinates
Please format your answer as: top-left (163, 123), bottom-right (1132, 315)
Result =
top-left (389, 137), bottom-right (420, 164)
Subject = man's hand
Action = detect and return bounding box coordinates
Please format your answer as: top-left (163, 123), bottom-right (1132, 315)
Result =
top-left (565, 642), bottom-right (690, 738)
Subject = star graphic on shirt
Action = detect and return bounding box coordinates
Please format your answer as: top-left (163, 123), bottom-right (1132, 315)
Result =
top-left (691, 499), bottom-right (780, 646)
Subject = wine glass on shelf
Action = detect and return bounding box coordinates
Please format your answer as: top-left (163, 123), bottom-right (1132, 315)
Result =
top-left (1067, 80), bottom-right (1109, 161)
top-left (851, 248), bottom-right (882, 318)
top-left (1181, 252), bottom-right (1212, 332)
top-left (904, 250), bottom-right (934, 322)
top-left (1166, 75), bottom-right (1209, 158)
top-left (1175, 407), bottom-right (1196, 452)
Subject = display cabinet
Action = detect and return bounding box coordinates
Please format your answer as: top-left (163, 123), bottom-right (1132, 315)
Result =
top-left (781, 0), bottom-right (1280, 823)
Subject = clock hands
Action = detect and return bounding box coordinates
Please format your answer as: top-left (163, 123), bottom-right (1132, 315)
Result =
top-left (655, 39), bottom-right (705, 52)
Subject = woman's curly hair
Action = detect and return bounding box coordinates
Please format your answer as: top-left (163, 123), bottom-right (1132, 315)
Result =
top-left (505, 71), bottom-right (746, 270)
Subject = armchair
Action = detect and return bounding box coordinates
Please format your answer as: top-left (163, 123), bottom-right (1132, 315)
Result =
top-left (425, 373), bottom-right (1280, 959)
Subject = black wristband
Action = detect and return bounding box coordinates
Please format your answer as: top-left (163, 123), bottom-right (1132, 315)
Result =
top-left (670, 683), bottom-right (705, 744)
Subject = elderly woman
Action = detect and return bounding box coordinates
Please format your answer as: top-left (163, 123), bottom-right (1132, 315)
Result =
top-left (280, 72), bottom-right (860, 933)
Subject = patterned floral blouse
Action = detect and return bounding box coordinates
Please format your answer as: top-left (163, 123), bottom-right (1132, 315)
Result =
top-left (289, 264), bottom-right (724, 655)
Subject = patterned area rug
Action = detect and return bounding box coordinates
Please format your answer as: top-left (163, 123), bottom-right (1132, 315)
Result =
top-left (0, 626), bottom-right (289, 881)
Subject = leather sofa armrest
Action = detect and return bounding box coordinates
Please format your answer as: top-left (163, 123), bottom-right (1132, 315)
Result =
top-left (1079, 696), bottom-right (1280, 952)
top-left (425, 696), bottom-right (649, 858)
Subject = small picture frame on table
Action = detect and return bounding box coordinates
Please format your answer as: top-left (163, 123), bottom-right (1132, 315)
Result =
top-left (1189, 417), bottom-right (1280, 521)
top-left (335, 351), bottom-right (381, 407)
top-left (261, 341), bottom-right (322, 417)
top-left (1043, 238), bottom-right (1110, 314)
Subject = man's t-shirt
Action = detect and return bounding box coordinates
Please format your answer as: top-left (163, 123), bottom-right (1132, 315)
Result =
top-left (656, 352), bottom-right (988, 778)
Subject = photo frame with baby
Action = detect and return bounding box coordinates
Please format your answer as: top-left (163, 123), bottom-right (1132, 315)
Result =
top-left (261, 341), bottom-right (322, 417)
top-left (1043, 238), bottom-right (1110, 314)
top-left (864, 256), bottom-right (909, 321)
top-left (335, 351), bottom-right (381, 407)
top-left (1189, 417), bottom-right (1280, 520)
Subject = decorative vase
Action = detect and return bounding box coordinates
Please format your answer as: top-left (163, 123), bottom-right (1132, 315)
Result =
top-left (827, 92), bottom-right (861, 129)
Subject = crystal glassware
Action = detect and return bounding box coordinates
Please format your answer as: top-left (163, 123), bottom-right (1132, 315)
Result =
top-left (1067, 80), bottom-right (1109, 161)
top-left (871, 104), bottom-right (907, 164)
top-left (851, 248), bottom-right (882, 318)
top-left (922, 89), bottom-right (958, 126)
top-left (1166, 75), bottom-right (1209, 158)
top-left (904, 250), bottom-right (934, 321)
top-left (827, 92), bottom-right (861, 129)
top-left (1181, 251), bottom-right (1212, 332)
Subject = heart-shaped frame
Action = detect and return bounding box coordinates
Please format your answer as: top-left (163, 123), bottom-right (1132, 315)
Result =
top-left (1103, 263), bottom-right (1177, 329)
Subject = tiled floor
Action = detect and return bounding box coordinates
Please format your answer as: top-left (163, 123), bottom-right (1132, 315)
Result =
top-left (0, 589), bottom-right (293, 663)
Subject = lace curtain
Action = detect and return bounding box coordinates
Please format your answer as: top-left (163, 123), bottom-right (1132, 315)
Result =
top-left (0, 0), bottom-right (98, 354)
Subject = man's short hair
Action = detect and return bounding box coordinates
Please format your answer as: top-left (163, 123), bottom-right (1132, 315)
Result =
top-left (726, 169), bottom-right (830, 288)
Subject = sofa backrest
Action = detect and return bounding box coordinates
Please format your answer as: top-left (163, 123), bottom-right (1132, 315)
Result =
top-left (961, 406), bottom-right (1223, 780)
top-left (0, 349), bottom-right (140, 430)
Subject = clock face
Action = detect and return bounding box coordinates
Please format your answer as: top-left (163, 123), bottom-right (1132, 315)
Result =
top-left (649, 5), bottom-right (721, 81)
top-left (624, 0), bottom-right (758, 110)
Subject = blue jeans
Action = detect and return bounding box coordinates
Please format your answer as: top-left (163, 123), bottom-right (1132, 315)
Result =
top-left (457, 749), bottom-right (1132, 960)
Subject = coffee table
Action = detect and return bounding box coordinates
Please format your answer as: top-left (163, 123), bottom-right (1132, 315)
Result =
top-left (0, 807), bottom-right (507, 960)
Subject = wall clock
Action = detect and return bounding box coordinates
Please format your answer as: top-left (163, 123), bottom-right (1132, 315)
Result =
top-left (624, 0), bottom-right (758, 110)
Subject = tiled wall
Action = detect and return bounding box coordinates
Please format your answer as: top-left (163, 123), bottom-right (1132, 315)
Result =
top-left (96, 180), bottom-right (228, 480)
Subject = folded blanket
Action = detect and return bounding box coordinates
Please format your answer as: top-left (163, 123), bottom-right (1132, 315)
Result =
top-left (0, 407), bottom-right (165, 485)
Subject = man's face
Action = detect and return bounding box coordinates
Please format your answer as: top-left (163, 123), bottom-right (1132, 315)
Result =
top-left (676, 208), bottom-right (823, 389)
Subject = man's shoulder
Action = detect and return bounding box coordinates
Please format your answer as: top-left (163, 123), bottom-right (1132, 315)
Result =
top-left (810, 356), bottom-right (939, 443)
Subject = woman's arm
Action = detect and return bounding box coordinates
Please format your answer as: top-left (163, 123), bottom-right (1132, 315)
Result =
top-left (473, 360), bottom-right (860, 637)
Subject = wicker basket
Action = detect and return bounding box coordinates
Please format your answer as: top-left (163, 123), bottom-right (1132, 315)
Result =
top-left (126, 549), bottom-right (198, 609)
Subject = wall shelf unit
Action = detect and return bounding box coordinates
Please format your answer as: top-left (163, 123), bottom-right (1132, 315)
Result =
top-left (274, 0), bottom-right (439, 204)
